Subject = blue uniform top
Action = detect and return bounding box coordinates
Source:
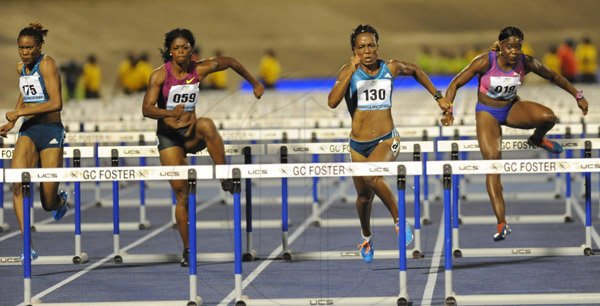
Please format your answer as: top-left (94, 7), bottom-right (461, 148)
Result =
top-left (19, 54), bottom-right (49, 103)
top-left (344, 59), bottom-right (394, 117)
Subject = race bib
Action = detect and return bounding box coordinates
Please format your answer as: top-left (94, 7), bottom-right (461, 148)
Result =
top-left (20, 74), bottom-right (45, 102)
top-left (488, 76), bottom-right (521, 100)
top-left (356, 79), bottom-right (392, 111)
top-left (166, 83), bottom-right (199, 112)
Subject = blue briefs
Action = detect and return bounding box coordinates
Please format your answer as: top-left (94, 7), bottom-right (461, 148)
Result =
top-left (349, 129), bottom-right (399, 158)
top-left (475, 101), bottom-right (515, 125)
top-left (18, 121), bottom-right (65, 151)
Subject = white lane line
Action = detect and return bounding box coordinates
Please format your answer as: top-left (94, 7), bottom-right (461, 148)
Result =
top-left (420, 213), bottom-right (444, 306)
top-left (0, 186), bottom-right (139, 243)
top-left (572, 198), bottom-right (600, 247)
top-left (16, 194), bottom-right (222, 306)
top-left (218, 180), bottom-right (350, 306)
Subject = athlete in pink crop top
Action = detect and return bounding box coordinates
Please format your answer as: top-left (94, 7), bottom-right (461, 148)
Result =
top-left (142, 28), bottom-right (264, 267)
top-left (444, 26), bottom-right (589, 242)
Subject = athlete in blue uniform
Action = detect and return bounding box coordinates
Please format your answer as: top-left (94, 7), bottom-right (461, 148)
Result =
top-left (0, 23), bottom-right (68, 261)
top-left (328, 24), bottom-right (451, 263)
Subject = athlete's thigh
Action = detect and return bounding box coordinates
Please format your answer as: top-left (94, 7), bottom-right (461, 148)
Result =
top-left (159, 146), bottom-right (188, 191)
top-left (367, 136), bottom-right (400, 162)
top-left (476, 111), bottom-right (502, 160)
top-left (12, 136), bottom-right (39, 168)
top-left (39, 147), bottom-right (64, 168)
top-left (350, 149), bottom-right (373, 197)
top-left (506, 100), bottom-right (554, 129)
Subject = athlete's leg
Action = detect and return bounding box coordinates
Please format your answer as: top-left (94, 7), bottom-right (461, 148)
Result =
top-left (159, 147), bottom-right (189, 248)
top-left (185, 117), bottom-right (225, 165)
top-left (506, 100), bottom-right (558, 143)
top-left (362, 136), bottom-right (401, 224)
top-left (38, 147), bottom-right (65, 211)
top-left (476, 111), bottom-right (505, 224)
top-left (350, 150), bottom-right (375, 238)
top-left (11, 137), bottom-right (39, 233)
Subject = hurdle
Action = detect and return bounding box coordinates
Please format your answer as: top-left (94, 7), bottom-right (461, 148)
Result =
top-left (265, 140), bottom-right (434, 258)
top-left (216, 161), bottom-right (421, 306)
top-left (6, 166), bottom-right (205, 306)
top-left (437, 137), bottom-right (594, 227)
top-left (429, 157), bottom-right (599, 305)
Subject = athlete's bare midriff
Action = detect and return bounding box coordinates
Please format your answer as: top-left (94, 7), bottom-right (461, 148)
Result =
top-left (350, 109), bottom-right (394, 141)
top-left (22, 103), bottom-right (61, 123)
top-left (477, 91), bottom-right (518, 108)
top-left (161, 111), bottom-right (196, 130)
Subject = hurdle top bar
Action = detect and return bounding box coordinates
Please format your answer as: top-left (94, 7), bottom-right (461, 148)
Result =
top-left (441, 123), bottom-right (583, 138)
top-left (437, 138), bottom-right (600, 152)
top-left (428, 158), bottom-right (600, 175)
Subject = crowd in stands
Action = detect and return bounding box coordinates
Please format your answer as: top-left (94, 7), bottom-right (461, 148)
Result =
top-left (416, 36), bottom-right (597, 84)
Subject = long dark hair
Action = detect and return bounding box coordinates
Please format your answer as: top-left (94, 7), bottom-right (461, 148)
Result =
top-left (159, 28), bottom-right (196, 62)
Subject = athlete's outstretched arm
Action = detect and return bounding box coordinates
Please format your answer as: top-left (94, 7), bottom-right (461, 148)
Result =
top-left (5, 56), bottom-right (62, 122)
top-left (524, 55), bottom-right (588, 115)
top-left (389, 60), bottom-right (452, 112)
top-left (199, 57), bottom-right (264, 99)
top-left (142, 67), bottom-right (185, 119)
top-left (445, 54), bottom-right (488, 104)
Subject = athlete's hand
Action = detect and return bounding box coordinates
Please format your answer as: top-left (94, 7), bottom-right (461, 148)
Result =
top-left (440, 112), bottom-right (454, 126)
top-left (577, 98), bottom-right (589, 116)
top-left (349, 54), bottom-right (361, 71)
top-left (253, 82), bottom-right (264, 99)
top-left (5, 110), bottom-right (19, 122)
top-left (171, 104), bottom-right (185, 117)
top-left (0, 122), bottom-right (15, 138)
top-left (436, 97), bottom-right (452, 113)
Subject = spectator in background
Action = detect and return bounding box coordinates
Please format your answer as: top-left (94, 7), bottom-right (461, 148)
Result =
top-left (416, 45), bottom-right (436, 74)
top-left (557, 38), bottom-right (578, 82)
top-left (542, 45), bottom-right (560, 74)
top-left (259, 48), bottom-right (281, 89)
top-left (576, 36), bottom-right (598, 83)
top-left (205, 50), bottom-right (228, 90)
top-left (191, 47), bottom-right (201, 62)
top-left (133, 52), bottom-right (153, 92)
top-left (60, 59), bottom-right (82, 101)
top-left (114, 51), bottom-right (138, 95)
top-left (521, 41), bottom-right (535, 56)
top-left (82, 54), bottom-right (101, 98)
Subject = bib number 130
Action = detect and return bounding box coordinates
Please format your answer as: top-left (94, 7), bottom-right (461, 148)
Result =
top-left (362, 88), bottom-right (386, 101)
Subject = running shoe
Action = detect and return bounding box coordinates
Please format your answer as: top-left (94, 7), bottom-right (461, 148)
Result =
top-left (221, 179), bottom-right (235, 194)
top-left (493, 223), bottom-right (512, 242)
top-left (395, 220), bottom-right (415, 247)
top-left (20, 249), bottom-right (39, 262)
top-left (52, 190), bottom-right (69, 221)
top-left (180, 248), bottom-right (190, 267)
top-left (527, 137), bottom-right (563, 154)
top-left (357, 240), bottom-right (374, 263)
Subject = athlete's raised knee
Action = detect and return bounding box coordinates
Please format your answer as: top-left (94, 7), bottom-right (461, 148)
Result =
top-left (195, 117), bottom-right (217, 137)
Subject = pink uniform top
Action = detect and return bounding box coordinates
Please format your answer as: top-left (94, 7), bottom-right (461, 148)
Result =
top-left (159, 61), bottom-right (201, 111)
top-left (478, 51), bottom-right (527, 101)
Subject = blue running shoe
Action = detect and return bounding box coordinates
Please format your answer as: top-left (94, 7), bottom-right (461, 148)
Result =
top-left (405, 221), bottom-right (414, 247)
top-left (527, 137), bottom-right (563, 154)
top-left (20, 249), bottom-right (39, 262)
top-left (52, 190), bottom-right (69, 221)
top-left (357, 240), bottom-right (374, 263)
top-left (493, 223), bottom-right (512, 242)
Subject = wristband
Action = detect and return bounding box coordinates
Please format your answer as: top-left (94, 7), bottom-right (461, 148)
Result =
top-left (575, 90), bottom-right (584, 101)
top-left (433, 90), bottom-right (443, 101)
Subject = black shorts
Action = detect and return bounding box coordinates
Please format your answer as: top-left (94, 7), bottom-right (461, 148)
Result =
top-left (156, 127), bottom-right (206, 154)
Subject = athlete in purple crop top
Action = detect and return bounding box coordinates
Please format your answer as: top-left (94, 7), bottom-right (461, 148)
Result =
top-left (444, 26), bottom-right (589, 242)
top-left (142, 28), bottom-right (264, 267)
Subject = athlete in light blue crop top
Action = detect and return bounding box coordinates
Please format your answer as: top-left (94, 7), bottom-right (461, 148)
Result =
top-left (0, 23), bottom-right (69, 261)
top-left (328, 24), bottom-right (451, 263)
top-left (444, 26), bottom-right (589, 242)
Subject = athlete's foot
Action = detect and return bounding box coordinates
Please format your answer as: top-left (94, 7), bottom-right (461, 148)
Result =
top-left (357, 239), bottom-right (374, 263)
top-left (180, 248), bottom-right (190, 267)
top-left (221, 179), bottom-right (235, 194)
top-left (395, 221), bottom-right (414, 247)
top-left (20, 248), bottom-right (39, 262)
top-left (493, 223), bottom-right (512, 242)
top-left (52, 190), bottom-right (69, 221)
top-left (527, 136), bottom-right (563, 154)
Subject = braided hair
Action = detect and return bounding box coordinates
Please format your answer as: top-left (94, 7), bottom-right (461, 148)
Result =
top-left (18, 22), bottom-right (48, 45)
